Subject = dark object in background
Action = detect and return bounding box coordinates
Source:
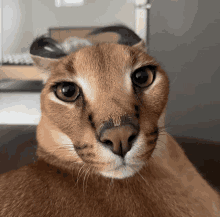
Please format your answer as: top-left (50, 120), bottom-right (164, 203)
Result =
top-left (30, 36), bottom-right (67, 59)
top-left (0, 79), bottom-right (43, 92)
top-left (0, 125), bottom-right (38, 174)
top-left (0, 125), bottom-right (219, 193)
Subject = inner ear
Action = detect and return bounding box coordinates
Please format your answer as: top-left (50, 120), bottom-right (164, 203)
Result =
top-left (31, 55), bottom-right (58, 71)
top-left (132, 40), bottom-right (147, 52)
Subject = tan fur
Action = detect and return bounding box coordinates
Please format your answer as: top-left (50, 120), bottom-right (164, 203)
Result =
top-left (0, 41), bottom-right (219, 217)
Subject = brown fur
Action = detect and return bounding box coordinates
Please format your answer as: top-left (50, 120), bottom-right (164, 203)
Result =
top-left (0, 41), bottom-right (219, 217)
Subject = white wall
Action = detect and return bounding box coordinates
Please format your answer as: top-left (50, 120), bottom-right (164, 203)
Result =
top-left (3, 0), bottom-right (135, 55)
top-left (149, 0), bottom-right (220, 141)
top-left (3, 0), bottom-right (33, 54)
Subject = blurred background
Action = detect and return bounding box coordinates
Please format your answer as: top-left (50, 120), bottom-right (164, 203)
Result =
top-left (0, 0), bottom-right (220, 142)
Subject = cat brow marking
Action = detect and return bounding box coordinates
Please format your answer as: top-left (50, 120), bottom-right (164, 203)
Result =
top-left (76, 76), bottom-right (97, 103)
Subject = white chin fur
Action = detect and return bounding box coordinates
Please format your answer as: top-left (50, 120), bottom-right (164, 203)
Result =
top-left (100, 165), bottom-right (135, 179)
top-left (99, 163), bottom-right (144, 179)
top-left (98, 132), bottom-right (146, 179)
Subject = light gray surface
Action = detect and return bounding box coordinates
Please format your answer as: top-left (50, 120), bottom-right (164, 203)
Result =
top-left (3, 0), bottom-right (136, 55)
top-left (0, 93), bottom-right (41, 125)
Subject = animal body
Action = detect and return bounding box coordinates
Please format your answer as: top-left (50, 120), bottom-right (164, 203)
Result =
top-left (0, 25), bottom-right (219, 217)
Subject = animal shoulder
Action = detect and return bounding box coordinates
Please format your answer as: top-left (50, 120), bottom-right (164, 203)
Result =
top-left (0, 25), bottom-right (219, 217)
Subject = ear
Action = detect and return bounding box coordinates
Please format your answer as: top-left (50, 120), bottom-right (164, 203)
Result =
top-left (132, 40), bottom-right (147, 52)
top-left (30, 36), bottom-right (67, 59)
top-left (31, 54), bottom-right (58, 71)
top-left (88, 25), bottom-right (143, 46)
top-left (30, 36), bottom-right (67, 82)
top-left (31, 55), bottom-right (59, 84)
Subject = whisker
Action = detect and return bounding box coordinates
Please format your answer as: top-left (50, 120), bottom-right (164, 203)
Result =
top-left (70, 162), bottom-right (76, 182)
top-left (68, 160), bottom-right (82, 164)
top-left (50, 146), bottom-right (68, 156)
top-left (40, 145), bottom-right (76, 159)
top-left (127, 162), bottom-right (145, 167)
top-left (83, 167), bottom-right (90, 193)
top-left (127, 165), bottom-right (135, 176)
top-left (106, 176), bottom-right (114, 196)
top-left (128, 165), bottom-right (149, 186)
top-left (85, 166), bottom-right (92, 193)
top-left (75, 164), bottom-right (85, 188)
top-left (85, 166), bottom-right (92, 192)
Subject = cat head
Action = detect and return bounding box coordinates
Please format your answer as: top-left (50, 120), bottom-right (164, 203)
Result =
top-left (30, 25), bottom-right (169, 179)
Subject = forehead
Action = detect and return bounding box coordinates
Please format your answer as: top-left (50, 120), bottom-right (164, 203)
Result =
top-left (50, 43), bottom-right (155, 84)
top-left (67, 43), bottom-right (132, 75)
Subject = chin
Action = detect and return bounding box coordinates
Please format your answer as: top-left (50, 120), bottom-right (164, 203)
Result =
top-left (99, 163), bottom-right (144, 179)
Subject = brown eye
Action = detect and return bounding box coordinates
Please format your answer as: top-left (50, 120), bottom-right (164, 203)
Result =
top-left (131, 66), bottom-right (156, 88)
top-left (54, 82), bottom-right (79, 102)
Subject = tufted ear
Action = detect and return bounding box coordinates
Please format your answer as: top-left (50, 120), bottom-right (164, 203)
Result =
top-left (132, 40), bottom-right (147, 52)
top-left (30, 54), bottom-right (58, 71)
top-left (30, 36), bottom-right (67, 70)
top-left (30, 36), bottom-right (67, 82)
top-left (88, 24), bottom-right (147, 52)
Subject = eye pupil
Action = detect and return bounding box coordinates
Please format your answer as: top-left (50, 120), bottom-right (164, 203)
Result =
top-left (62, 83), bottom-right (75, 97)
top-left (135, 71), bottom-right (148, 84)
top-left (132, 66), bottom-right (156, 88)
top-left (54, 82), bottom-right (79, 102)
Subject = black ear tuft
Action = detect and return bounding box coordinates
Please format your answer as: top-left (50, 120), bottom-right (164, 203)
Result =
top-left (88, 24), bottom-right (142, 46)
top-left (30, 36), bottom-right (67, 59)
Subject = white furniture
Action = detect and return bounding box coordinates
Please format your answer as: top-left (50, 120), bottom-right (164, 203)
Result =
top-left (0, 93), bottom-right (41, 125)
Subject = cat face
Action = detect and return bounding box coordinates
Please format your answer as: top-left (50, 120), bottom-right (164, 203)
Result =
top-left (32, 36), bottom-right (169, 179)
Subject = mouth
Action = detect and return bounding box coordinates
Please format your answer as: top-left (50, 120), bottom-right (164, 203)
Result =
top-left (114, 162), bottom-right (126, 171)
top-left (99, 159), bottom-right (145, 179)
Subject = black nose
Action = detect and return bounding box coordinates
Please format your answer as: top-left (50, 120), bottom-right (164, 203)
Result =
top-left (99, 124), bottom-right (139, 157)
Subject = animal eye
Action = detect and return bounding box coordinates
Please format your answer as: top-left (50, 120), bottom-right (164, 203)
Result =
top-left (131, 66), bottom-right (156, 88)
top-left (53, 82), bottom-right (80, 102)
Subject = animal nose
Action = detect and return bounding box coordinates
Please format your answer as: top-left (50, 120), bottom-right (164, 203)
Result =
top-left (99, 125), bottom-right (139, 157)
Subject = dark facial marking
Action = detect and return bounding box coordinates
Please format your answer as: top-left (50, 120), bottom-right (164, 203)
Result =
top-left (149, 127), bottom-right (158, 136)
top-left (88, 114), bottom-right (96, 129)
top-left (86, 153), bottom-right (95, 157)
top-left (74, 144), bottom-right (88, 150)
top-left (65, 60), bottom-right (74, 73)
top-left (148, 137), bottom-right (158, 145)
top-left (147, 146), bottom-right (156, 155)
top-left (134, 105), bottom-right (139, 118)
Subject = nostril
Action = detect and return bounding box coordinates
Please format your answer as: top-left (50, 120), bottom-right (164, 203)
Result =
top-left (103, 140), bottom-right (113, 146)
top-left (128, 134), bottom-right (137, 144)
top-left (99, 124), bottom-right (139, 157)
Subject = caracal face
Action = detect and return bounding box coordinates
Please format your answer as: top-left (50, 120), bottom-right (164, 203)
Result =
top-left (35, 42), bottom-right (169, 179)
